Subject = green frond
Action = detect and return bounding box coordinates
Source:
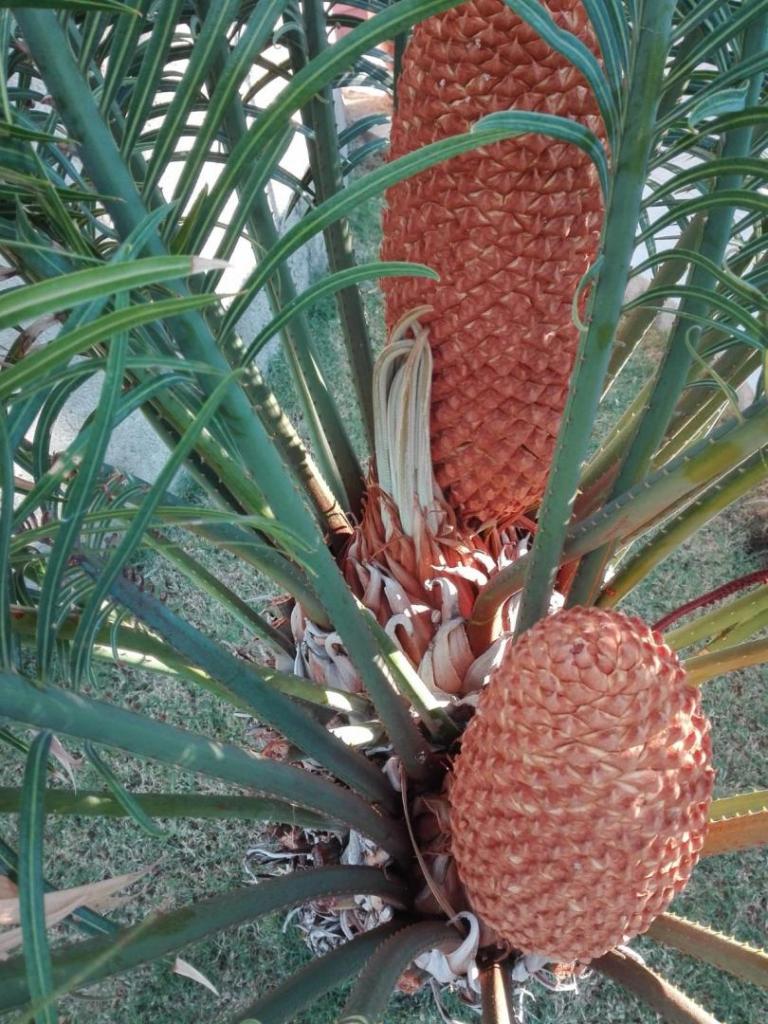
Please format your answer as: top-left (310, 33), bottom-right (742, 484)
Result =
top-left (0, 786), bottom-right (330, 827)
top-left (231, 922), bottom-right (402, 1024)
top-left (647, 912), bottom-right (768, 989)
top-left (703, 809), bottom-right (768, 857)
top-left (684, 636), bottom-right (768, 685)
top-left (594, 949), bottom-right (722, 1024)
top-left (0, 671), bottom-right (410, 858)
top-left (710, 790), bottom-right (768, 820)
top-left (341, 920), bottom-right (462, 1023)
top-left (0, 867), bottom-right (408, 1014)
top-left (18, 731), bottom-right (56, 1024)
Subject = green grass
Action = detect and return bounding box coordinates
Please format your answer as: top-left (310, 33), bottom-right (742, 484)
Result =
top-left (1, 178), bottom-right (766, 1024)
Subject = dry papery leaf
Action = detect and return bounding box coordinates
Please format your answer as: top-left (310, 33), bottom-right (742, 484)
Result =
top-left (49, 734), bottom-right (83, 782)
top-left (172, 957), bottom-right (220, 996)
top-left (0, 868), bottom-right (146, 959)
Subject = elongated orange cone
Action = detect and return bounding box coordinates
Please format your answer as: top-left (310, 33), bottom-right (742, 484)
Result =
top-left (382, 0), bottom-right (604, 528)
top-left (449, 608), bottom-right (714, 962)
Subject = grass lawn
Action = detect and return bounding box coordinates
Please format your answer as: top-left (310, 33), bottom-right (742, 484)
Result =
top-left (1, 188), bottom-right (766, 1024)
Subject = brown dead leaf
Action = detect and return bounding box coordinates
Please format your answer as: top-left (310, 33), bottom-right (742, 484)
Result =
top-left (396, 966), bottom-right (426, 994)
top-left (261, 737), bottom-right (292, 760)
top-left (0, 868), bottom-right (145, 959)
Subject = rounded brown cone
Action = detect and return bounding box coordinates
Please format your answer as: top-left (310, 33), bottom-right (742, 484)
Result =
top-left (381, 0), bottom-right (604, 528)
top-left (448, 607), bottom-right (714, 963)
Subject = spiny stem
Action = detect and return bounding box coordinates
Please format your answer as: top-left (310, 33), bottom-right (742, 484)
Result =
top-left (513, 0), bottom-right (677, 637)
top-left (684, 636), bottom-right (768, 686)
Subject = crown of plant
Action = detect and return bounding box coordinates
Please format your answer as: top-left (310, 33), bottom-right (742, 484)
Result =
top-left (449, 607), bottom-right (715, 962)
top-left (381, 0), bottom-right (604, 527)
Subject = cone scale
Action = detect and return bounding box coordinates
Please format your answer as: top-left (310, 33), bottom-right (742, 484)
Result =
top-left (449, 608), bottom-right (714, 963)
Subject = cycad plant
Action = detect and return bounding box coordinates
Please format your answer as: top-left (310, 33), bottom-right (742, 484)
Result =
top-left (0, 0), bottom-right (766, 1021)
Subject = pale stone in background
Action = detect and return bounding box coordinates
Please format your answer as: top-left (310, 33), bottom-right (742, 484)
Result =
top-left (2, 46), bottom-right (326, 485)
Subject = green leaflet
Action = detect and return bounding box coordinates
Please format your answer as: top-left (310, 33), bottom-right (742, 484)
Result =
top-left (565, 402), bottom-right (768, 552)
top-left (655, 107), bottom-right (768, 170)
top-left (0, 0), bottom-right (134, 9)
top-left (18, 731), bottom-right (56, 1024)
top-left (632, 247), bottom-right (767, 309)
top-left (0, 787), bottom-right (329, 828)
top-left (167, 0), bottom-right (289, 222)
top-left (241, 261), bottom-right (439, 364)
top-left (143, 531), bottom-right (292, 656)
top-left (0, 407), bottom-right (12, 668)
top-left (645, 157), bottom-right (768, 206)
top-left (9, 501), bottom-right (320, 620)
top-left (674, 0), bottom-right (733, 39)
top-left (12, 379), bottom-right (204, 531)
top-left (684, 637), bottom-right (768, 685)
top-left (222, 113), bottom-right (607, 334)
top-left (665, 0), bottom-right (768, 89)
top-left (340, 921), bottom-right (461, 1024)
top-left (660, 55), bottom-right (768, 131)
top-left (710, 791), bottom-right (768, 820)
top-left (706, 601), bottom-right (768, 650)
top-left (0, 726), bottom-right (30, 758)
top-left (0, 256), bottom-right (217, 332)
top-left (0, 672), bottom-right (410, 858)
top-left (289, 0), bottom-right (378, 450)
top-left (599, 453), bottom-right (768, 607)
top-left (67, 372), bottom-right (245, 682)
top-left (201, 26), bottom-right (362, 514)
top-left (120, 0), bottom-right (184, 156)
top-left (230, 922), bottom-right (402, 1024)
top-left (142, 0), bottom-right (242, 196)
top-left (189, 0), bottom-right (471, 248)
top-left (504, 0), bottom-right (618, 146)
top-left (582, 0), bottom-right (627, 92)
top-left (8, 354), bottom-right (212, 404)
top-left (0, 293), bottom-right (219, 400)
top-left (472, 401), bottom-right (768, 634)
top-left (83, 741), bottom-right (166, 838)
top-left (202, 128), bottom-right (291, 270)
top-left (0, 121), bottom-right (75, 144)
top-left (0, 867), bottom-right (408, 1013)
top-left (76, 554), bottom-right (397, 808)
top-left (624, 285), bottom-right (766, 347)
top-left (665, 585), bottom-right (768, 651)
top-left (34, 294), bottom-right (128, 676)
top-left (98, 0), bottom-right (151, 115)
top-left (511, 0), bottom-right (676, 637)
top-left (639, 191), bottom-right (768, 243)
